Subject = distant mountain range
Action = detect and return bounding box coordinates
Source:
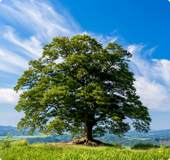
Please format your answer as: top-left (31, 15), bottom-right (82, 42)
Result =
top-left (0, 125), bottom-right (170, 138)
top-left (0, 125), bottom-right (39, 136)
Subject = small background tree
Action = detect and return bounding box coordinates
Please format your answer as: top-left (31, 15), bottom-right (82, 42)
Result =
top-left (14, 35), bottom-right (151, 145)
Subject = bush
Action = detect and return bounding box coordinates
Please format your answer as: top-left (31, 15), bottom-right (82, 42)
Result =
top-left (131, 143), bottom-right (160, 150)
top-left (11, 139), bottom-right (29, 147)
top-left (0, 133), bottom-right (13, 150)
top-left (113, 142), bottom-right (125, 149)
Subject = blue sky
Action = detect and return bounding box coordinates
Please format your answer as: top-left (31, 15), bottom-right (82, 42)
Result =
top-left (0, 0), bottom-right (170, 131)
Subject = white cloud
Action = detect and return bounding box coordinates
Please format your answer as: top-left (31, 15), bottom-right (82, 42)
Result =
top-left (128, 44), bottom-right (170, 111)
top-left (80, 31), bottom-right (119, 47)
top-left (0, 88), bottom-right (22, 104)
top-left (127, 44), bottom-right (161, 81)
top-left (0, 0), bottom-right (2, 2)
top-left (3, 27), bottom-right (43, 59)
top-left (0, 0), bottom-right (81, 76)
top-left (144, 46), bottom-right (158, 57)
top-left (134, 76), bottom-right (170, 111)
top-left (0, 49), bottom-right (28, 74)
top-left (128, 44), bottom-right (146, 55)
top-left (128, 45), bottom-right (152, 77)
top-left (106, 36), bottom-right (118, 43)
top-left (0, 0), bottom-right (80, 41)
top-left (152, 59), bottom-right (170, 86)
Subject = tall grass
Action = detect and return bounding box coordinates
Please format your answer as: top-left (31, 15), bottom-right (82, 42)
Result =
top-left (0, 136), bottom-right (29, 159)
top-left (0, 142), bottom-right (170, 160)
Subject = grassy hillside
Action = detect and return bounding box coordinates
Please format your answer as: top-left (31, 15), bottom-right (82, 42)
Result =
top-left (0, 140), bottom-right (170, 160)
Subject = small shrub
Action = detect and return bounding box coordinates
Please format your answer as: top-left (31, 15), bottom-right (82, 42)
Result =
top-left (113, 142), bottom-right (125, 149)
top-left (160, 145), bottom-right (166, 149)
top-left (11, 139), bottom-right (29, 147)
top-left (103, 142), bottom-right (114, 147)
top-left (0, 133), bottom-right (13, 150)
top-left (131, 143), bottom-right (160, 150)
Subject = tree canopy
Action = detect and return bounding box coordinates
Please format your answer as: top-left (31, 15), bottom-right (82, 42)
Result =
top-left (14, 34), bottom-right (151, 142)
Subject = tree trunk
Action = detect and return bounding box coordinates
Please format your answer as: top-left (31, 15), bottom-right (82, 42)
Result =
top-left (83, 122), bottom-right (93, 140)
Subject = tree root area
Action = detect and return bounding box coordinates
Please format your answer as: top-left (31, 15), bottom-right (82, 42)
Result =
top-left (63, 138), bottom-right (106, 146)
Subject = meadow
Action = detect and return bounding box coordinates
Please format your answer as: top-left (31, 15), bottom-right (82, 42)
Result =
top-left (0, 133), bottom-right (48, 140)
top-left (0, 138), bottom-right (170, 160)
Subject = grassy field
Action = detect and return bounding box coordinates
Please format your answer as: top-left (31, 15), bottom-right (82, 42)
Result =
top-left (0, 133), bottom-right (50, 141)
top-left (0, 132), bottom-right (71, 140)
top-left (0, 140), bottom-right (170, 160)
top-left (123, 146), bottom-right (131, 149)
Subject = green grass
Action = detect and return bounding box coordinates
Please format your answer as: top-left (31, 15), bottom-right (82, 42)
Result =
top-left (0, 134), bottom-right (49, 140)
top-left (0, 139), bottom-right (29, 158)
top-left (0, 140), bottom-right (170, 160)
top-left (123, 146), bottom-right (131, 149)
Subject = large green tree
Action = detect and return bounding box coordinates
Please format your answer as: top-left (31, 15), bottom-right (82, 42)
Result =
top-left (14, 35), bottom-right (151, 144)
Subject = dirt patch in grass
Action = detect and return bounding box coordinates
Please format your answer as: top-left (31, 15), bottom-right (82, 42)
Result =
top-left (45, 138), bottom-right (114, 147)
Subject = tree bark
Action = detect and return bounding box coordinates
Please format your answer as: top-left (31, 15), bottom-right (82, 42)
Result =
top-left (83, 122), bottom-right (93, 140)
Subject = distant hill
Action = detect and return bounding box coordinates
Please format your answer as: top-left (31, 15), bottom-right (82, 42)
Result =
top-left (0, 125), bottom-right (170, 138)
top-left (124, 129), bottom-right (170, 139)
top-left (0, 125), bottom-right (40, 136)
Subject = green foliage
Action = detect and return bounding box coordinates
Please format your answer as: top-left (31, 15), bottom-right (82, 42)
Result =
top-left (11, 139), bottom-right (29, 147)
top-left (131, 143), bottom-right (160, 150)
top-left (102, 142), bottom-right (114, 147)
top-left (0, 133), bottom-right (13, 149)
top-left (113, 142), bottom-right (125, 149)
top-left (14, 34), bottom-right (151, 140)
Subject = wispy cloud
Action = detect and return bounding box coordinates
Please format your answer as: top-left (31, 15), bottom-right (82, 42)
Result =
top-left (128, 44), bottom-right (170, 111)
top-left (0, 0), bottom-right (81, 104)
top-left (0, 48), bottom-right (28, 75)
top-left (152, 59), bottom-right (170, 86)
top-left (0, 0), bottom-right (80, 41)
top-left (0, 0), bottom-right (119, 78)
top-left (0, 0), bottom-right (82, 71)
top-left (0, 89), bottom-right (22, 104)
top-left (3, 26), bottom-right (43, 59)
top-left (134, 76), bottom-right (170, 111)
top-left (81, 31), bottom-right (119, 47)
